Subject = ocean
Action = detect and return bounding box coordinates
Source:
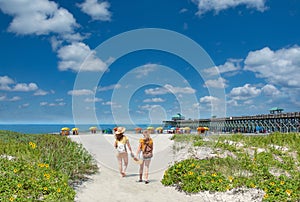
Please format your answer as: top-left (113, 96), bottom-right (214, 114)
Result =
top-left (0, 124), bottom-right (163, 134)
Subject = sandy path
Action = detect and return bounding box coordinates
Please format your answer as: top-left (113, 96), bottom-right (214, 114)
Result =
top-left (69, 133), bottom-right (207, 202)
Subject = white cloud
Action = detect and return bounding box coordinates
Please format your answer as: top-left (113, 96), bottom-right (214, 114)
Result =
top-left (145, 84), bottom-right (196, 95)
top-left (0, 0), bottom-right (78, 36)
top-left (145, 87), bottom-right (169, 95)
top-left (179, 8), bottom-right (188, 14)
top-left (139, 104), bottom-right (161, 111)
top-left (97, 84), bottom-right (121, 91)
top-left (40, 102), bottom-right (48, 106)
top-left (13, 83), bottom-right (38, 92)
top-left (57, 42), bottom-right (108, 72)
top-left (0, 95), bottom-right (21, 102)
top-left (164, 84), bottom-right (196, 94)
top-left (227, 99), bottom-right (239, 107)
top-left (143, 98), bottom-right (165, 103)
top-left (204, 59), bottom-right (242, 76)
top-left (68, 89), bottom-right (94, 96)
top-left (102, 101), bottom-right (122, 108)
top-left (0, 76), bottom-right (39, 92)
top-left (204, 77), bottom-right (228, 88)
top-left (40, 101), bottom-right (66, 107)
top-left (199, 96), bottom-right (220, 103)
top-left (244, 46), bottom-right (300, 88)
top-left (84, 97), bottom-right (103, 102)
top-left (78, 0), bottom-right (111, 21)
top-left (261, 84), bottom-right (280, 97)
top-left (102, 101), bottom-right (114, 105)
top-left (192, 0), bottom-right (267, 16)
top-left (134, 63), bottom-right (158, 78)
top-left (34, 89), bottom-right (49, 96)
top-left (19, 103), bottom-right (29, 108)
top-left (10, 96), bottom-right (21, 101)
top-left (0, 76), bottom-right (14, 90)
top-left (229, 84), bottom-right (261, 100)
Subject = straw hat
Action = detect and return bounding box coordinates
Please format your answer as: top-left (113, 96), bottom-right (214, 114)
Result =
top-left (115, 127), bottom-right (126, 135)
top-left (143, 130), bottom-right (150, 138)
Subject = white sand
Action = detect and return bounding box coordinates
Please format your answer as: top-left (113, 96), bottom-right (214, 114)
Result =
top-left (69, 133), bottom-right (264, 202)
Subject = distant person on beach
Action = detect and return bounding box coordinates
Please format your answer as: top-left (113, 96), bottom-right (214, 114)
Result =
top-left (114, 127), bottom-right (134, 177)
top-left (136, 130), bottom-right (153, 184)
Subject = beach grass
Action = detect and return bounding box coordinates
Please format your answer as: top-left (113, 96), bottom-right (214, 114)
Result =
top-left (162, 132), bottom-right (300, 201)
top-left (0, 130), bottom-right (98, 201)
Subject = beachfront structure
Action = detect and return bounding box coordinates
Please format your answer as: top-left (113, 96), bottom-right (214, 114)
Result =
top-left (163, 111), bottom-right (300, 133)
top-left (269, 107), bottom-right (284, 114)
top-left (171, 113), bottom-right (185, 121)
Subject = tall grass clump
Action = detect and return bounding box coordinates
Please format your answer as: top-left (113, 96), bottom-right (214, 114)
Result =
top-left (0, 130), bottom-right (98, 201)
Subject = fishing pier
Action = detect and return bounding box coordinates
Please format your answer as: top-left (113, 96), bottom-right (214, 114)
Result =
top-left (163, 111), bottom-right (300, 133)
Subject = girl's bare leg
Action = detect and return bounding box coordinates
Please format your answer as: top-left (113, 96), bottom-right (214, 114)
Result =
top-left (139, 161), bottom-right (145, 181)
top-left (122, 153), bottom-right (128, 176)
top-left (116, 155), bottom-right (123, 176)
top-left (144, 159), bottom-right (151, 182)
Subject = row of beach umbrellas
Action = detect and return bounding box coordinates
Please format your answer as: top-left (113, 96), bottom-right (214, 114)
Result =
top-left (60, 127), bottom-right (97, 131)
top-left (60, 126), bottom-right (209, 134)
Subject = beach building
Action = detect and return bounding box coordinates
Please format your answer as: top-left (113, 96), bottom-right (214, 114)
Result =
top-left (269, 107), bottom-right (284, 114)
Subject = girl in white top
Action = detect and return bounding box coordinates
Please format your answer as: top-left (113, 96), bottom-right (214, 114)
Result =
top-left (114, 127), bottom-right (134, 177)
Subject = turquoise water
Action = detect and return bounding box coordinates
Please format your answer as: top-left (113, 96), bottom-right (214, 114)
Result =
top-left (0, 124), bottom-right (163, 134)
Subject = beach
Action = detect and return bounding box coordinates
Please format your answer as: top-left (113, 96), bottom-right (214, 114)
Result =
top-left (69, 133), bottom-right (264, 202)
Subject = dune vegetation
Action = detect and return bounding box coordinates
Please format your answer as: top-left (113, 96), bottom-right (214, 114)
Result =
top-left (162, 132), bottom-right (300, 201)
top-left (0, 130), bottom-right (98, 201)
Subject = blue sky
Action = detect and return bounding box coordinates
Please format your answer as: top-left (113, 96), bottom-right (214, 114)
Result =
top-left (0, 0), bottom-right (299, 124)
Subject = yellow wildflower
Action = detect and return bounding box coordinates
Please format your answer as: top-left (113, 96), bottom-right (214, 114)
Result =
top-left (31, 143), bottom-right (36, 149)
top-left (211, 173), bottom-right (217, 177)
top-left (264, 194), bottom-right (269, 199)
top-left (269, 182), bottom-right (275, 186)
top-left (250, 183), bottom-right (256, 188)
top-left (191, 163), bottom-right (195, 167)
top-left (196, 165), bottom-right (200, 169)
top-left (17, 184), bottom-right (22, 188)
top-left (218, 179), bottom-right (223, 183)
top-left (44, 187), bottom-right (48, 191)
top-left (280, 181), bottom-right (285, 185)
top-left (9, 197), bottom-right (15, 201)
top-left (57, 188), bottom-right (61, 193)
top-left (45, 164), bottom-right (49, 168)
top-left (276, 188), bottom-right (280, 192)
top-left (188, 171), bottom-right (194, 176)
top-left (228, 176), bottom-right (233, 182)
top-left (13, 169), bottom-right (18, 173)
top-left (44, 173), bottom-right (50, 180)
top-left (286, 189), bottom-right (292, 196)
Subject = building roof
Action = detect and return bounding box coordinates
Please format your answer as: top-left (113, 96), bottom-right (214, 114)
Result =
top-left (269, 107), bottom-right (284, 111)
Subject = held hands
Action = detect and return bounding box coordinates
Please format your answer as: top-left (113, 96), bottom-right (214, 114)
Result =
top-left (130, 152), bottom-right (139, 161)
